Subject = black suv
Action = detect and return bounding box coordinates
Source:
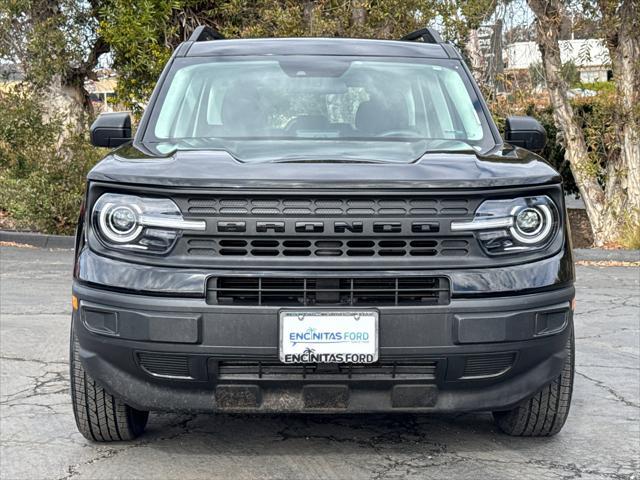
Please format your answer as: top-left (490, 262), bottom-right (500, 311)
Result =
top-left (71, 27), bottom-right (575, 441)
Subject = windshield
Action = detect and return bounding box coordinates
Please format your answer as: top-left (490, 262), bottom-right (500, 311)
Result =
top-left (144, 55), bottom-right (496, 162)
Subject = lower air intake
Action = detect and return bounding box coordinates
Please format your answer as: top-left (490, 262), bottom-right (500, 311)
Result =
top-left (461, 353), bottom-right (516, 379)
top-left (216, 360), bottom-right (438, 380)
top-left (206, 276), bottom-right (450, 306)
top-left (137, 352), bottom-right (192, 379)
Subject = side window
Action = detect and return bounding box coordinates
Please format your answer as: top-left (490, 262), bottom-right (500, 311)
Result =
top-left (418, 67), bottom-right (483, 141)
top-left (181, 78), bottom-right (207, 137)
top-left (155, 68), bottom-right (206, 139)
top-left (326, 87), bottom-right (368, 127)
top-left (262, 92), bottom-right (326, 129)
top-left (206, 84), bottom-right (225, 126)
top-left (423, 73), bottom-right (456, 139)
top-left (438, 68), bottom-right (483, 140)
top-left (155, 68), bottom-right (191, 138)
top-left (405, 90), bottom-right (416, 127)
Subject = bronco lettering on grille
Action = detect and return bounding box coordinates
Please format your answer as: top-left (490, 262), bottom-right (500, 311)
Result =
top-left (215, 220), bottom-right (440, 234)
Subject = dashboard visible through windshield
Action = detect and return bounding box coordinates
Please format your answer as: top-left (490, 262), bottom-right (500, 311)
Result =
top-left (143, 55), bottom-right (497, 162)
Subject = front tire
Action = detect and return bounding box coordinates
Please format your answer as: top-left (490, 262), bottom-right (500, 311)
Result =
top-left (493, 326), bottom-right (574, 436)
top-left (70, 324), bottom-right (149, 442)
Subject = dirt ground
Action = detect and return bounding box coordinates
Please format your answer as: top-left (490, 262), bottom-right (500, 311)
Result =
top-left (568, 208), bottom-right (594, 248)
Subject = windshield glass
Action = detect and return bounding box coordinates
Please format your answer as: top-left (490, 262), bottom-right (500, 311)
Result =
top-left (144, 56), bottom-right (496, 162)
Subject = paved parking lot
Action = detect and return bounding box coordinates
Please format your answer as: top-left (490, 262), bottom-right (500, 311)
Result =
top-left (1, 245), bottom-right (638, 480)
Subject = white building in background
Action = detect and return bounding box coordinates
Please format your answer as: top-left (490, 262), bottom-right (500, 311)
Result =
top-left (503, 39), bottom-right (611, 83)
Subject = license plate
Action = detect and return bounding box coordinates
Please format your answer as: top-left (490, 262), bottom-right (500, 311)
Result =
top-left (279, 310), bottom-right (378, 364)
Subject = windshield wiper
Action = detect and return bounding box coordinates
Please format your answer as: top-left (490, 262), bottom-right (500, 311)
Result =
top-left (271, 158), bottom-right (389, 164)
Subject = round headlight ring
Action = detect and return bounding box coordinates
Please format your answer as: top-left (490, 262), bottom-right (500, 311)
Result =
top-left (515, 208), bottom-right (544, 235)
top-left (99, 202), bottom-right (143, 243)
top-left (108, 206), bottom-right (138, 235)
top-left (510, 204), bottom-right (554, 244)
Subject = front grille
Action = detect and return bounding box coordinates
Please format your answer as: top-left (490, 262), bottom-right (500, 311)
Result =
top-left (137, 352), bottom-right (192, 379)
top-left (461, 353), bottom-right (516, 379)
top-left (170, 192), bottom-right (488, 265)
top-left (187, 237), bottom-right (469, 257)
top-left (216, 360), bottom-right (438, 380)
top-left (186, 196), bottom-right (471, 217)
top-left (206, 276), bottom-right (450, 306)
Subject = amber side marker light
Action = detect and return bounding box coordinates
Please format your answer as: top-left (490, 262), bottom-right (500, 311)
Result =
top-left (72, 295), bottom-right (79, 311)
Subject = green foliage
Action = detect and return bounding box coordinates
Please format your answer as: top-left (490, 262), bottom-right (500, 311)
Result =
top-left (619, 221), bottom-right (640, 249)
top-left (572, 91), bottom-right (619, 184)
top-left (577, 80), bottom-right (616, 93)
top-left (529, 61), bottom-right (581, 88)
top-left (489, 90), bottom-right (618, 197)
top-left (530, 107), bottom-right (578, 194)
top-left (0, 89), bottom-right (103, 234)
top-left (0, 0), bottom-right (102, 88)
top-left (99, 0), bottom-right (177, 111)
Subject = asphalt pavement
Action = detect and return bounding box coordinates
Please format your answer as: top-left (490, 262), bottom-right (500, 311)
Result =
top-left (0, 245), bottom-right (638, 480)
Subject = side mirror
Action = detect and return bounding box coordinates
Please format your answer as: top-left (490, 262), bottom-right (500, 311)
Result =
top-left (504, 116), bottom-right (547, 154)
top-left (90, 112), bottom-right (132, 148)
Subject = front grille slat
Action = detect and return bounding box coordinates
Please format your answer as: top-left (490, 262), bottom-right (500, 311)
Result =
top-left (187, 237), bottom-right (470, 258)
top-left (186, 196), bottom-right (470, 217)
top-left (208, 276), bottom-right (450, 306)
top-left (178, 194), bottom-right (486, 262)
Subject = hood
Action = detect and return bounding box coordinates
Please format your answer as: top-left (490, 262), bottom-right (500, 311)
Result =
top-left (87, 142), bottom-right (561, 190)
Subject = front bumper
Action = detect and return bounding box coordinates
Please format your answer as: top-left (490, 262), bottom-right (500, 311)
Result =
top-left (72, 282), bottom-right (574, 413)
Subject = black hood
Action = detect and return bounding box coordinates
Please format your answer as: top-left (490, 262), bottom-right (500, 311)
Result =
top-left (87, 142), bottom-right (561, 190)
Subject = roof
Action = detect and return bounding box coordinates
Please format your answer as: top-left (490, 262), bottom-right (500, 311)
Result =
top-left (504, 39), bottom-right (610, 70)
top-left (184, 38), bottom-right (450, 59)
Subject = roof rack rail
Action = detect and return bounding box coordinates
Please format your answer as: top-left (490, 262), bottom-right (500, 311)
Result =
top-left (400, 27), bottom-right (444, 44)
top-left (188, 25), bottom-right (224, 42)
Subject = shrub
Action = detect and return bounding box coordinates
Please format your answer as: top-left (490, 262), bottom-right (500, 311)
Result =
top-left (0, 88), bottom-right (103, 235)
top-left (489, 89), bottom-right (617, 198)
top-left (619, 221), bottom-right (640, 250)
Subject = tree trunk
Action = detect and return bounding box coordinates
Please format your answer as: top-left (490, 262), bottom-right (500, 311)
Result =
top-left (42, 75), bottom-right (90, 149)
top-left (614, 0), bottom-right (640, 223)
top-left (466, 29), bottom-right (483, 79)
top-left (350, 0), bottom-right (366, 29)
top-left (301, 0), bottom-right (315, 34)
top-left (527, 0), bottom-right (629, 245)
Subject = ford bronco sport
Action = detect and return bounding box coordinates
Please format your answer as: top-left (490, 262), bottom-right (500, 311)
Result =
top-left (70, 26), bottom-right (575, 441)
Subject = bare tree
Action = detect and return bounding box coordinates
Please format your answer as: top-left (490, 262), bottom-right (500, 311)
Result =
top-left (527, 0), bottom-right (639, 245)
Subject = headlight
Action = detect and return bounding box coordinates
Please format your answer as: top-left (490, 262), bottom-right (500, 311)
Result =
top-left (92, 193), bottom-right (205, 254)
top-left (451, 196), bottom-right (559, 254)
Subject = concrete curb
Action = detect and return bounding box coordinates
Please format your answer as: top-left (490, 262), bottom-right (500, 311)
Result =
top-left (2, 230), bottom-right (639, 261)
top-left (573, 248), bottom-right (640, 262)
top-left (0, 230), bottom-right (74, 249)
